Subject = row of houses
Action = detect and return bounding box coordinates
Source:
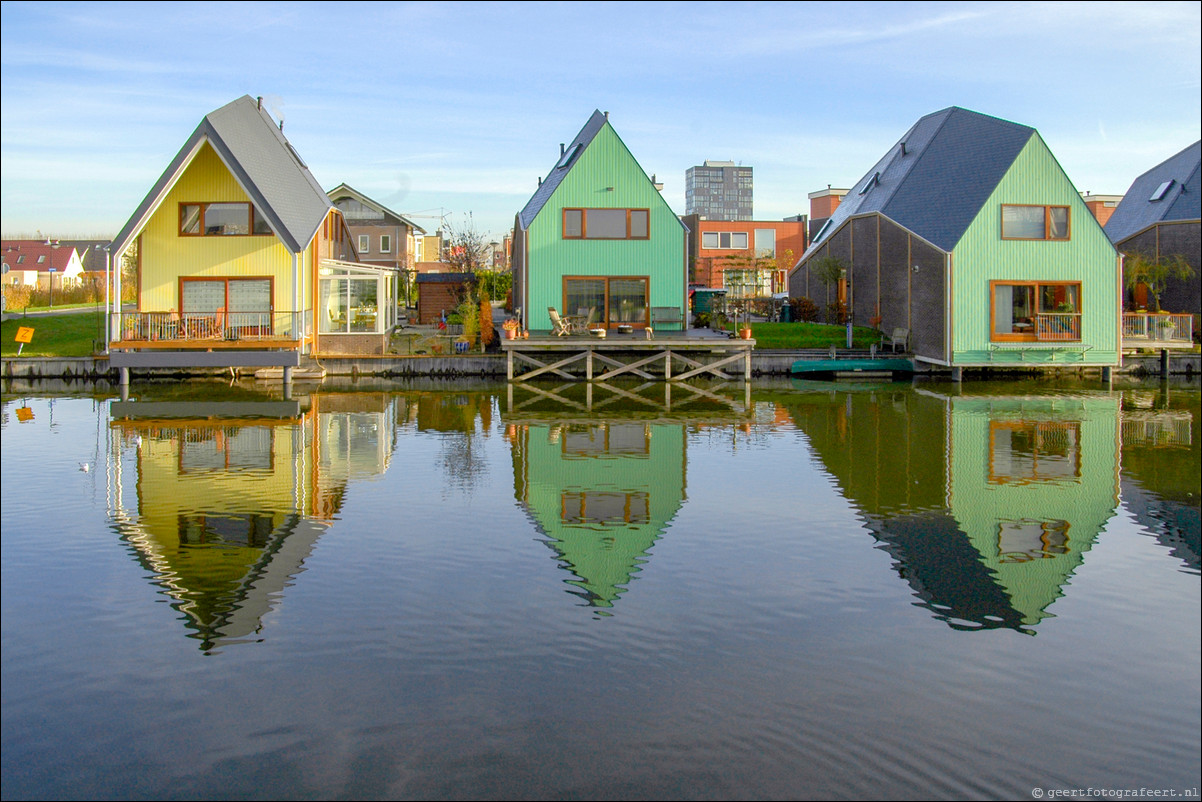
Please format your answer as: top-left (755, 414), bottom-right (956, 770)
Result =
top-left (89, 94), bottom-right (1198, 374)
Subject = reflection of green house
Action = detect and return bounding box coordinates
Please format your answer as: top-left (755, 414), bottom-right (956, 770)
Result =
top-left (509, 421), bottom-right (686, 609)
top-left (786, 387), bottom-right (1120, 630)
top-left (512, 110), bottom-right (688, 333)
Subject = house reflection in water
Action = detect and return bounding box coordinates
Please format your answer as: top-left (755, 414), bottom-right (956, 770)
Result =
top-left (1119, 388), bottom-right (1200, 572)
top-left (506, 418), bottom-right (687, 612)
top-left (107, 392), bottom-right (398, 651)
top-left (784, 385), bottom-right (1121, 632)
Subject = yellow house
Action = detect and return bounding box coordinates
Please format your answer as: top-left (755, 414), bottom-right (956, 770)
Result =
top-left (108, 95), bottom-right (398, 377)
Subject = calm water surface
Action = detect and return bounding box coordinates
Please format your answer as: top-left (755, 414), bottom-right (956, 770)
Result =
top-left (2, 377), bottom-right (1199, 800)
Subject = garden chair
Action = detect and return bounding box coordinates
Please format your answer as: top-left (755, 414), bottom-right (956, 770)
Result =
top-left (881, 327), bottom-right (909, 353)
top-left (548, 307), bottom-right (574, 336)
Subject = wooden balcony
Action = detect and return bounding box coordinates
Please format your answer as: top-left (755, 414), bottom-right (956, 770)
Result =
top-left (110, 311), bottom-right (308, 350)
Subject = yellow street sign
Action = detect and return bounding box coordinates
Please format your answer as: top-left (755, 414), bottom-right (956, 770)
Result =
top-left (15, 326), bottom-right (34, 344)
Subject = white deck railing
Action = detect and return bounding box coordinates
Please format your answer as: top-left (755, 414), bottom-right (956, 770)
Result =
top-left (1122, 313), bottom-right (1194, 344)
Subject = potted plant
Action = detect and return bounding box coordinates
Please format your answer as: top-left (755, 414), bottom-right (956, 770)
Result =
top-left (502, 318), bottom-right (519, 340)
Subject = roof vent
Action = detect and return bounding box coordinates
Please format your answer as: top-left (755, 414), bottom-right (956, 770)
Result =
top-left (900, 141), bottom-right (907, 156)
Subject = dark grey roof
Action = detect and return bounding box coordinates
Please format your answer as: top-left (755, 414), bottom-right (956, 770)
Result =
top-left (1105, 141), bottom-right (1201, 245)
top-left (805, 107), bottom-right (1036, 255)
top-left (113, 95), bottom-right (333, 255)
top-left (416, 272), bottom-right (475, 283)
top-left (326, 183), bottom-right (426, 234)
top-left (517, 110), bottom-right (609, 231)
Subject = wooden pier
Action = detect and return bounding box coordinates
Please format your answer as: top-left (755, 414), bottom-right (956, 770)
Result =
top-left (501, 333), bottom-right (754, 383)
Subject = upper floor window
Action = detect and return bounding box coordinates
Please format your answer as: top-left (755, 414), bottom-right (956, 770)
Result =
top-left (1001, 205), bottom-right (1069, 240)
top-left (379, 235), bottom-right (391, 253)
top-left (179, 202), bottom-right (271, 237)
top-left (701, 231), bottom-right (749, 250)
top-left (358, 235), bottom-right (370, 253)
top-left (563, 208), bottom-right (650, 240)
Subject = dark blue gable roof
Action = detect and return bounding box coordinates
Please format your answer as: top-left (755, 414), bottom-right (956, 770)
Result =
top-left (808, 107), bottom-right (1035, 254)
top-left (517, 110), bottom-right (608, 231)
top-left (1105, 141), bottom-right (1201, 245)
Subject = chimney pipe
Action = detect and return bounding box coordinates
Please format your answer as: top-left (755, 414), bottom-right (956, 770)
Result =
top-left (257, 96), bottom-right (262, 110)
top-left (560, 143), bottom-right (565, 156)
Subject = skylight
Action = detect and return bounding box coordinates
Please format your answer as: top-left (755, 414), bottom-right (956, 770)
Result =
top-left (556, 143), bottom-right (581, 169)
top-left (858, 172), bottom-right (880, 195)
top-left (1150, 180), bottom-right (1174, 201)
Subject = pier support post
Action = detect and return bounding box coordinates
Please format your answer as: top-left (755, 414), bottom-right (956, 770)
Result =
top-left (1160, 348), bottom-right (1170, 376)
top-left (951, 366), bottom-right (963, 383)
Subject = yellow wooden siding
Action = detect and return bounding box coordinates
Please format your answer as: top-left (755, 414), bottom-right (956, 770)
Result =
top-left (139, 142), bottom-right (303, 312)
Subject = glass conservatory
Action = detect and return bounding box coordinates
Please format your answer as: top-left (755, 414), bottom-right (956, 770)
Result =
top-left (318, 261), bottom-right (396, 335)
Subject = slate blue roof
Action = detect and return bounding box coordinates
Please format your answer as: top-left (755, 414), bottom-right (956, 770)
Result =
top-left (114, 95), bottom-right (333, 256)
top-left (517, 110), bottom-right (609, 231)
top-left (805, 107), bottom-right (1036, 255)
top-left (1104, 141), bottom-right (1201, 245)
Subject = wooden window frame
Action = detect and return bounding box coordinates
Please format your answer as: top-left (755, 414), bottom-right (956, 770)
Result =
top-left (562, 208), bottom-right (651, 240)
top-left (989, 280), bottom-right (1082, 342)
top-left (178, 202), bottom-right (270, 237)
top-left (1000, 204), bottom-right (1071, 241)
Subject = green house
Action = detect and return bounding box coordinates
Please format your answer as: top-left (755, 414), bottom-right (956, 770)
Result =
top-left (790, 107), bottom-right (1121, 372)
top-left (512, 110), bottom-right (688, 333)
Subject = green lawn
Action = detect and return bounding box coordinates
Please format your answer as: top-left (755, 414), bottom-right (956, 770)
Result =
top-left (1, 312), bottom-right (107, 357)
top-left (741, 322), bottom-right (882, 350)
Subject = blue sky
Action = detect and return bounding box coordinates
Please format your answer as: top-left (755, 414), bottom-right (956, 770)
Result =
top-left (2, 1), bottom-right (1199, 241)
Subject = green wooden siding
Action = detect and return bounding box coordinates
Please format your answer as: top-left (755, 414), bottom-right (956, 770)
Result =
top-left (951, 135), bottom-right (1120, 366)
top-left (524, 123), bottom-right (686, 331)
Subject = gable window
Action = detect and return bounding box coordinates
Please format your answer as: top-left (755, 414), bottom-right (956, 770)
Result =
top-left (562, 208), bottom-right (650, 240)
top-left (991, 281), bottom-right (1081, 341)
top-left (701, 231), bottom-right (749, 250)
top-left (379, 235), bottom-right (391, 253)
top-left (358, 235), bottom-right (370, 254)
top-left (1001, 205), bottom-right (1070, 240)
top-left (179, 202), bottom-right (271, 236)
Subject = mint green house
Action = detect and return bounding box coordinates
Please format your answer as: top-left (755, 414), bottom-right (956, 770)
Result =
top-left (512, 110), bottom-right (688, 333)
top-left (789, 107), bottom-right (1121, 374)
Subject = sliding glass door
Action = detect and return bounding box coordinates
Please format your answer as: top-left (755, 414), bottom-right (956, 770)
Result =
top-left (563, 277), bottom-right (649, 329)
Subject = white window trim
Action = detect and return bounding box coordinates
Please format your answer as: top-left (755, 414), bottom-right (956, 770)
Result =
top-left (380, 235), bottom-right (391, 253)
top-left (358, 235), bottom-right (370, 254)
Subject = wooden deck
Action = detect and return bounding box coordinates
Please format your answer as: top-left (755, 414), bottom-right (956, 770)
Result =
top-left (501, 332), bottom-right (754, 382)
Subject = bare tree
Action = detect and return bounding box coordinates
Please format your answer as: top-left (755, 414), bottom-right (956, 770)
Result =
top-left (441, 213), bottom-right (493, 273)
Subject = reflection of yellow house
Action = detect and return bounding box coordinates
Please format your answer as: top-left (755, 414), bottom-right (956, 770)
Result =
top-left (108, 392), bottom-right (398, 650)
top-left (785, 386), bottom-right (1120, 631)
top-left (508, 419), bottom-right (687, 610)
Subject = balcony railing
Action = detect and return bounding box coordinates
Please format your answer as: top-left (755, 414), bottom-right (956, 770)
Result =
top-left (112, 311), bottom-right (310, 343)
top-left (1122, 313), bottom-right (1194, 345)
top-left (1033, 313), bottom-right (1081, 341)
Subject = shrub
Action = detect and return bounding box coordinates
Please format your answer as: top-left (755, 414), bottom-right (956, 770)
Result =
top-left (789, 297), bottom-right (819, 323)
top-left (826, 301), bottom-right (849, 325)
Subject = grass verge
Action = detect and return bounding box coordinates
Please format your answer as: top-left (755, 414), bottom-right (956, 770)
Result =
top-left (743, 322), bottom-right (882, 349)
top-left (1, 312), bottom-right (107, 357)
